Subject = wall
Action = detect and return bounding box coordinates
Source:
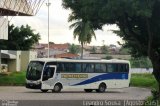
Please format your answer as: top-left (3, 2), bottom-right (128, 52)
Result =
top-left (21, 51), bottom-right (37, 71)
top-left (7, 51), bottom-right (21, 72)
top-left (16, 51), bottom-right (21, 72)
top-left (8, 59), bottom-right (16, 72)
top-left (84, 53), bottom-right (131, 60)
top-left (1, 50), bottom-right (37, 72)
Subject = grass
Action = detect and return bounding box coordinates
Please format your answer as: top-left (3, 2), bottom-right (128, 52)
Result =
top-left (130, 74), bottom-right (159, 106)
top-left (0, 71), bottom-right (26, 86)
top-left (144, 96), bottom-right (160, 106)
top-left (130, 73), bottom-right (158, 90)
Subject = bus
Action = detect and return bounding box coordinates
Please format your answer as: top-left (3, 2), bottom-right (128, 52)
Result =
top-left (26, 58), bottom-right (131, 93)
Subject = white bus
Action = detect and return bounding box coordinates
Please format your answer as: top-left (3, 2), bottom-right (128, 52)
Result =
top-left (26, 58), bottom-right (130, 93)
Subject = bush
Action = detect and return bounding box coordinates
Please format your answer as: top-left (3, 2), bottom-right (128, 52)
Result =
top-left (0, 71), bottom-right (26, 86)
top-left (105, 56), bottom-right (113, 60)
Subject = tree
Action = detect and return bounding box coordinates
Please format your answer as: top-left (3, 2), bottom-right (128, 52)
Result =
top-left (101, 45), bottom-right (108, 54)
top-left (63, 1), bottom-right (96, 59)
top-left (119, 47), bottom-right (130, 55)
top-left (105, 56), bottom-right (113, 60)
top-left (130, 57), bottom-right (152, 68)
top-left (49, 42), bottom-right (55, 44)
top-left (90, 46), bottom-right (97, 53)
top-left (69, 44), bottom-right (80, 54)
top-left (0, 24), bottom-right (40, 50)
top-left (62, 0), bottom-right (160, 96)
top-left (69, 20), bottom-right (96, 59)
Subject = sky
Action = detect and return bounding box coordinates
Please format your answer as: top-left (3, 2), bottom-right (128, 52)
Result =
top-left (11, 0), bottom-right (122, 46)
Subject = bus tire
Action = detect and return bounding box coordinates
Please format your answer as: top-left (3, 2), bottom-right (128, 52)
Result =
top-left (84, 89), bottom-right (93, 92)
top-left (41, 90), bottom-right (48, 93)
top-left (96, 83), bottom-right (106, 93)
top-left (52, 83), bottom-right (62, 93)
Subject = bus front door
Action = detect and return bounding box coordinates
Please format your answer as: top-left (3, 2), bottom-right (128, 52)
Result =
top-left (41, 65), bottom-right (56, 90)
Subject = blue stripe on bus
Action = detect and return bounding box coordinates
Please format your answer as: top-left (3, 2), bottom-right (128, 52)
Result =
top-left (72, 73), bottom-right (128, 86)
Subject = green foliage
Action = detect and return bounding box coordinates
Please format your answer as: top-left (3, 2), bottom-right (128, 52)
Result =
top-left (105, 56), bottom-right (113, 60)
top-left (62, 0), bottom-right (106, 29)
top-left (63, 0), bottom-right (96, 58)
top-left (0, 71), bottom-right (26, 86)
top-left (0, 24), bottom-right (40, 50)
top-left (130, 73), bottom-right (159, 105)
top-left (62, 0), bottom-right (160, 58)
top-left (130, 57), bottom-right (152, 68)
top-left (130, 74), bottom-right (158, 89)
top-left (69, 18), bottom-right (96, 58)
top-left (90, 46), bottom-right (97, 53)
top-left (144, 96), bottom-right (160, 106)
top-left (119, 47), bottom-right (130, 55)
top-left (101, 45), bottom-right (108, 54)
top-left (62, 0), bottom-right (160, 86)
top-left (70, 20), bottom-right (96, 45)
top-left (69, 44), bottom-right (80, 54)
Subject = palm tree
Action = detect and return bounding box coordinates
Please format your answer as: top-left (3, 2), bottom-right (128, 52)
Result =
top-left (69, 44), bottom-right (80, 54)
top-left (70, 19), bottom-right (96, 59)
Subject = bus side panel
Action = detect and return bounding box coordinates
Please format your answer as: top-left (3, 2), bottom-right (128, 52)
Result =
top-left (61, 73), bottom-right (129, 89)
top-left (58, 73), bottom-right (93, 89)
top-left (42, 72), bottom-right (130, 90)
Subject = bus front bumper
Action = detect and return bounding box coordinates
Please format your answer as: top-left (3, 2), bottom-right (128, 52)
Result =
top-left (25, 83), bottom-right (41, 89)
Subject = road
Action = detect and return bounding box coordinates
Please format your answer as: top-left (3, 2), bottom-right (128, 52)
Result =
top-left (0, 87), bottom-right (151, 106)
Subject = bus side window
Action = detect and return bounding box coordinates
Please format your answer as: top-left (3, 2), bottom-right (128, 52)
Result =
top-left (107, 64), bottom-right (113, 72)
top-left (125, 64), bottom-right (129, 72)
top-left (95, 64), bottom-right (106, 73)
top-left (64, 62), bottom-right (75, 73)
top-left (119, 64), bottom-right (124, 72)
top-left (107, 64), bottom-right (118, 72)
top-left (89, 64), bottom-right (94, 73)
top-left (95, 64), bottom-right (101, 73)
top-left (71, 63), bottom-right (75, 72)
top-left (45, 62), bottom-right (57, 74)
top-left (57, 63), bottom-right (64, 73)
top-left (118, 64), bottom-right (129, 72)
top-left (125, 64), bottom-right (128, 72)
top-left (64, 63), bottom-right (69, 72)
top-left (82, 64), bottom-right (86, 72)
top-left (101, 64), bottom-right (107, 73)
top-left (82, 63), bottom-right (94, 73)
top-left (75, 63), bottom-right (81, 73)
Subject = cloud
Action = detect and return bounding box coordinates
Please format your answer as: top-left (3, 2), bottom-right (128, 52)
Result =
top-left (10, 0), bottom-right (121, 46)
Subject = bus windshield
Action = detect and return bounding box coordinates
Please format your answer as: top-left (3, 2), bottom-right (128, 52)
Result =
top-left (26, 61), bottom-right (44, 81)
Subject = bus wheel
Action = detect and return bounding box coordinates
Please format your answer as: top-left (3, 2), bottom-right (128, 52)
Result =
top-left (84, 89), bottom-right (93, 92)
top-left (52, 84), bottom-right (62, 93)
top-left (41, 90), bottom-right (48, 93)
top-left (96, 83), bottom-right (106, 93)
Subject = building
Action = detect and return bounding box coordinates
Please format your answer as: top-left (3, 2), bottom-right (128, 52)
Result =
top-left (34, 43), bottom-right (70, 58)
top-left (0, 0), bottom-right (44, 72)
top-left (20, 51), bottom-right (37, 71)
top-left (0, 50), bottom-right (37, 72)
top-left (54, 53), bottom-right (79, 59)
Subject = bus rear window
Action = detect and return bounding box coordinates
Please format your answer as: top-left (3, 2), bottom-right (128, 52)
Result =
top-left (118, 64), bottom-right (129, 72)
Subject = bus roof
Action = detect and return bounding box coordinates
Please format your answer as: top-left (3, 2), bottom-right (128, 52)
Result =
top-left (30, 58), bottom-right (130, 64)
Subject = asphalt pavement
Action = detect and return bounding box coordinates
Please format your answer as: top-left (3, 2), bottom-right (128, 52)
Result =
top-left (0, 86), bottom-right (152, 106)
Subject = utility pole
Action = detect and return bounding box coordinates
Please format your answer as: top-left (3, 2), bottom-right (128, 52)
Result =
top-left (46, 0), bottom-right (51, 58)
